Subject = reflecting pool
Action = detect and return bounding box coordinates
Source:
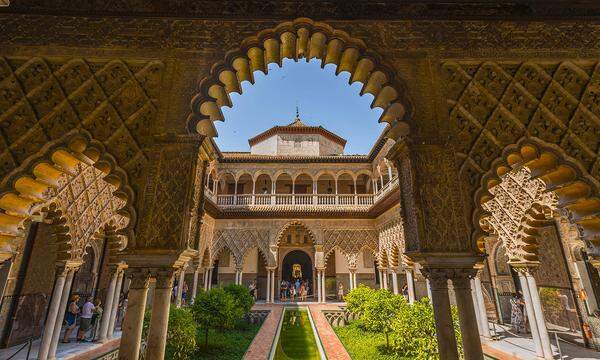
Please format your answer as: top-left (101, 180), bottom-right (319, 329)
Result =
top-left (273, 308), bottom-right (321, 360)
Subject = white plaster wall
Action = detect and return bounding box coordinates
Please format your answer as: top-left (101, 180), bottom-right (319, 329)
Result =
top-left (250, 136), bottom-right (278, 155)
top-left (242, 248), bottom-right (258, 273)
top-left (249, 134), bottom-right (344, 156)
top-left (334, 249), bottom-right (375, 274)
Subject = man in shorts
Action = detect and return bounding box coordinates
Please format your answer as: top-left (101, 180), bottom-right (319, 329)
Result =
top-left (77, 297), bottom-right (95, 342)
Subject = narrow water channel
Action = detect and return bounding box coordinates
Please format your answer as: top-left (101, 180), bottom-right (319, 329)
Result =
top-left (273, 308), bottom-right (322, 360)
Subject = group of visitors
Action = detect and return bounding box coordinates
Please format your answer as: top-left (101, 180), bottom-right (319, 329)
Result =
top-left (60, 292), bottom-right (128, 343)
top-left (61, 295), bottom-right (102, 343)
top-left (172, 281), bottom-right (189, 305)
top-left (280, 278), bottom-right (310, 301)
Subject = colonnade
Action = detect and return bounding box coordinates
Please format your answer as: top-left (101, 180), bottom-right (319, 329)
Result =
top-left (38, 265), bottom-right (76, 360)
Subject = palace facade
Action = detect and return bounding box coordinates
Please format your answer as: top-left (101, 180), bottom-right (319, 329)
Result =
top-left (0, 2), bottom-right (600, 359)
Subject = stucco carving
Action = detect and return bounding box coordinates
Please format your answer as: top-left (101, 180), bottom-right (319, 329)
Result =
top-left (210, 228), bottom-right (271, 267)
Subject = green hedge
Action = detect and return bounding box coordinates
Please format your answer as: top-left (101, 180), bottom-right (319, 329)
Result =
top-left (342, 286), bottom-right (463, 359)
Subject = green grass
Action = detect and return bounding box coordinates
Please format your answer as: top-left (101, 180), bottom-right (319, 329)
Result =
top-left (334, 322), bottom-right (402, 360)
top-left (274, 309), bottom-right (320, 360)
top-left (193, 321), bottom-right (261, 360)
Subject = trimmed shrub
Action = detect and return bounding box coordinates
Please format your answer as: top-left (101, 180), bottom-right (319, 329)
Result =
top-left (223, 283), bottom-right (255, 319)
top-left (191, 288), bottom-right (237, 349)
top-left (344, 285), bottom-right (375, 317)
top-left (165, 306), bottom-right (197, 360)
top-left (361, 289), bottom-right (407, 347)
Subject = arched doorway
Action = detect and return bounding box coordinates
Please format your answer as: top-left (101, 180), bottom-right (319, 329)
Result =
top-left (281, 250), bottom-right (313, 283)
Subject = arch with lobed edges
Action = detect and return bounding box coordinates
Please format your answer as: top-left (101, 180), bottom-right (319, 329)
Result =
top-left (0, 131), bottom-right (134, 261)
top-left (188, 18), bottom-right (412, 141)
top-left (474, 139), bottom-right (600, 261)
top-left (275, 220), bottom-right (317, 247)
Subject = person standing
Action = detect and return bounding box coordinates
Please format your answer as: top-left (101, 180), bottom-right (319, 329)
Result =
top-left (510, 291), bottom-right (526, 333)
top-left (62, 295), bottom-right (80, 343)
top-left (78, 297), bottom-right (95, 341)
top-left (337, 282), bottom-right (344, 301)
top-left (90, 299), bottom-right (103, 341)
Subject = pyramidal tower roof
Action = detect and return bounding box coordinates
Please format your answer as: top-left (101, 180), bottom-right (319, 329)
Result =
top-left (248, 113), bottom-right (347, 147)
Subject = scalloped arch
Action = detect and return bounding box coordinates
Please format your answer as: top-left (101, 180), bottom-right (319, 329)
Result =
top-left (187, 18), bottom-right (412, 140)
top-left (474, 139), bottom-right (600, 260)
top-left (0, 132), bottom-right (134, 262)
top-left (275, 220), bottom-right (316, 247)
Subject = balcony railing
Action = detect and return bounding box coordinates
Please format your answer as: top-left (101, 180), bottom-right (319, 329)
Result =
top-left (206, 176), bottom-right (398, 211)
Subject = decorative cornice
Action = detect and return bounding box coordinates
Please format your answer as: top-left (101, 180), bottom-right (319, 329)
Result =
top-left (3, 1), bottom-right (600, 20)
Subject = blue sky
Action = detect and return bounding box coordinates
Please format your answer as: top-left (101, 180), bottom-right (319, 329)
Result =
top-left (216, 58), bottom-right (386, 154)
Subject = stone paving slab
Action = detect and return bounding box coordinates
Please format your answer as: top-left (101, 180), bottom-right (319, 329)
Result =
top-left (308, 304), bottom-right (351, 360)
top-left (243, 305), bottom-right (283, 360)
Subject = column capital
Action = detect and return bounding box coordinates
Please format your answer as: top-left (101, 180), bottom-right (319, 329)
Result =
top-left (126, 268), bottom-right (151, 290)
top-left (154, 269), bottom-right (176, 289)
top-left (266, 266), bottom-right (277, 271)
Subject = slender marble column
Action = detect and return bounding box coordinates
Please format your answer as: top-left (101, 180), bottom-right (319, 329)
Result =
top-left (146, 270), bottom-right (175, 360)
top-left (518, 271), bottom-right (545, 358)
top-left (348, 272), bottom-right (354, 291)
top-left (191, 269), bottom-right (199, 303)
top-left (321, 270), bottom-right (326, 303)
top-left (118, 271), bottom-right (150, 360)
top-left (526, 272), bottom-right (553, 359)
top-left (383, 270), bottom-right (389, 290)
top-left (265, 269), bottom-right (271, 304)
top-left (98, 268), bottom-right (119, 342)
top-left (470, 279), bottom-right (484, 335)
top-left (238, 270), bottom-right (243, 285)
top-left (271, 269), bottom-right (276, 303)
top-left (176, 267), bottom-right (186, 307)
top-left (474, 276), bottom-right (491, 338)
top-left (38, 268), bottom-right (68, 360)
top-left (424, 269), bottom-right (459, 360)
top-left (48, 269), bottom-right (76, 360)
top-left (452, 271), bottom-right (484, 360)
top-left (378, 270), bottom-right (383, 289)
top-left (406, 269), bottom-right (415, 304)
top-left (107, 269), bottom-right (124, 339)
top-left (426, 278), bottom-right (433, 299)
top-left (316, 271), bottom-right (321, 303)
top-left (391, 270), bottom-right (399, 295)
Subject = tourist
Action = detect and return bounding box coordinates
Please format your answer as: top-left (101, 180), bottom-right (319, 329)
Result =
top-left (337, 282), bottom-right (344, 301)
top-left (182, 281), bottom-right (188, 306)
top-left (62, 295), bottom-right (80, 343)
top-left (280, 280), bottom-right (288, 301)
top-left (77, 297), bottom-right (95, 341)
top-left (401, 284), bottom-right (408, 299)
top-left (116, 293), bottom-right (128, 328)
top-left (510, 291), bottom-right (526, 333)
top-left (295, 279), bottom-right (300, 294)
top-left (290, 284), bottom-right (296, 302)
top-left (249, 281), bottom-right (257, 300)
top-left (90, 299), bottom-right (103, 341)
top-left (299, 282), bottom-right (306, 301)
top-left (172, 282), bottom-right (178, 303)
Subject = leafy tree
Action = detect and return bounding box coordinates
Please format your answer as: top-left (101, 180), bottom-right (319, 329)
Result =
top-left (361, 289), bottom-right (406, 348)
top-left (191, 288), bottom-right (237, 349)
top-left (165, 306), bottom-right (197, 360)
top-left (391, 298), bottom-right (463, 359)
top-left (224, 283), bottom-right (255, 320)
top-left (344, 284), bottom-right (375, 317)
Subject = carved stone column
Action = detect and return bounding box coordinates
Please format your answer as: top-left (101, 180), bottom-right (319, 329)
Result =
top-left (98, 265), bottom-right (120, 343)
top-left (38, 266), bottom-right (69, 360)
top-left (191, 267), bottom-right (200, 303)
top-left (390, 267), bottom-right (399, 295)
top-left (473, 270), bottom-right (491, 338)
top-left (422, 268), bottom-right (459, 360)
top-left (48, 266), bottom-right (76, 360)
top-left (107, 267), bottom-right (125, 338)
top-left (119, 270), bottom-right (150, 360)
top-left (451, 269), bottom-right (484, 360)
top-left (514, 267), bottom-right (545, 359)
top-left (146, 269), bottom-right (176, 360)
top-left (176, 264), bottom-right (187, 308)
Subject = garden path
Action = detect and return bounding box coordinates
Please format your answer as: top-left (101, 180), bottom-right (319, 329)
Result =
top-left (243, 304), bottom-right (283, 360)
top-left (308, 304), bottom-right (351, 360)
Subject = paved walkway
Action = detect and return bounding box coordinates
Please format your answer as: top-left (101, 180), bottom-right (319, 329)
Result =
top-left (243, 304), bottom-right (283, 360)
top-left (482, 323), bottom-right (599, 360)
top-left (308, 304), bottom-right (351, 360)
top-left (0, 331), bottom-right (120, 360)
